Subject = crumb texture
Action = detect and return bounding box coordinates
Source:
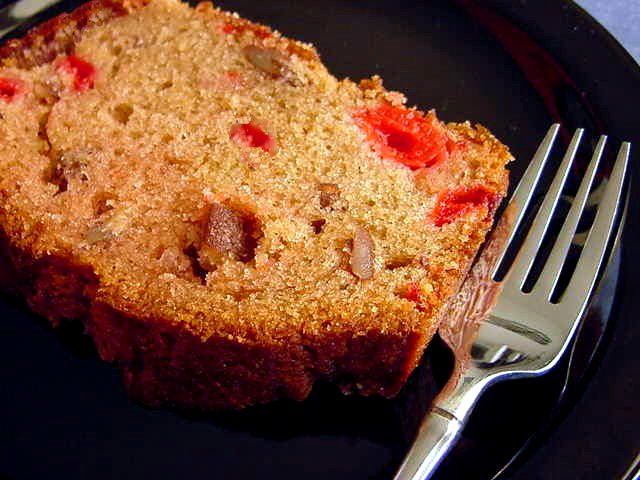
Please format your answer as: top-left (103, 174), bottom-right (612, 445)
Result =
top-left (0, 0), bottom-right (511, 408)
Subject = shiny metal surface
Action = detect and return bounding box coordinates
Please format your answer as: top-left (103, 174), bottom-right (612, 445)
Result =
top-left (0, 0), bottom-right (60, 37)
top-left (396, 410), bottom-right (462, 480)
top-left (394, 125), bottom-right (631, 480)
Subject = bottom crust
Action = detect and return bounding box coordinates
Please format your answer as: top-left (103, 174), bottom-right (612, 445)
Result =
top-left (0, 230), bottom-right (437, 409)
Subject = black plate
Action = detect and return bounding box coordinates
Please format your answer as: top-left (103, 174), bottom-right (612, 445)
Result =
top-left (1, 1), bottom-right (638, 479)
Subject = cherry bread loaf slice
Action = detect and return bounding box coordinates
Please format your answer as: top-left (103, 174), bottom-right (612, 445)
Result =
top-left (0, 0), bottom-right (511, 409)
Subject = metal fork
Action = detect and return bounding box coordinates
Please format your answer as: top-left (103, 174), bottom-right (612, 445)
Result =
top-left (394, 124), bottom-right (631, 480)
top-left (0, 0), bottom-right (61, 38)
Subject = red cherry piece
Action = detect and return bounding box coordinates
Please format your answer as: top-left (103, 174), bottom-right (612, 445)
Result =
top-left (221, 22), bottom-right (271, 39)
top-left (0, 77), bottom-right (25, 102)
top-left (353, 104), bottom-right (450, 169)
top-left (230, 123), bottom-right (275, 153)
top-left (401, 282), bottom-right (425, 312)
top-left (222, 22), bottom-right (236, 34)
top-left (58, 55), bottom-right (97, 92)
top-left (432, 186), bottom-right (499, 227)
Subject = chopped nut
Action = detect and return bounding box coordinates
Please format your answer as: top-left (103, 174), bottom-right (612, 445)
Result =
top-left (202, 202), bottom-right (248, 261)
top-left (350, 227), bottom-right (375, 280)
top-left (243, 45), bottom-right (288, 78)
top-left (112, 103), bottom-right (133, 124)
top-left (159, 246), bottom-right (192, 275)
top-left (49, 149), bottom-right (95, 193)
top-left (242, 45), bottom-right (300, 85)
top-left (310, 218), bottom-right (326, 234)
top-left (93, 192), bottom-right (116, 216)
top-left (385, 254), bottom-right (415, 270)
top-left (85, 208), bottom-right (131, 245)
top-left (318, 183), bottom-right (340, 209)
top-left (198, 202), bottom-right (262, 268)
top-left (86, 224), bottom-right (112, 244)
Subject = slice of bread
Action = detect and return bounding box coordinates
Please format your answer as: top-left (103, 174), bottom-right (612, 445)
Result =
top-left (0, 0), bottom-right (511, 409)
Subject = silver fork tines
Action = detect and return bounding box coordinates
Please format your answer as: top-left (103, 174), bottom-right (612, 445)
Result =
top-left (394, 125), bottom-right (630, 480)
top-left (564, 140), bottom-right (629, 310)
top-left (0, 0), bottom-right (61, 38)
top-left (537, 133), bottom-right (604, 299)
top-left (506, 128), bottom-right (585, 290)
top-left (490, 123), bottom-right (560, 279)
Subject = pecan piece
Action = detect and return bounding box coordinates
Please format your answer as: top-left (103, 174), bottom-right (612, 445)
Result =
top-left (318, 182), bottom-right (340, 209)
top-left (199, 202), bottom-right (262, 268)
top-left (243, 45), bottom-right (289, 78)
top-left (350, 227), bottom-right (375, 280)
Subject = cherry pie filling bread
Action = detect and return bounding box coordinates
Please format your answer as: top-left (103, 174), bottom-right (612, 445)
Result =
top-left (0, 0), bottom-right (511, 409)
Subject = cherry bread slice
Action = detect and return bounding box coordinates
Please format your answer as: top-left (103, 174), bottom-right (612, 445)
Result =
top-left (0, 0), bottom-right (511, 409)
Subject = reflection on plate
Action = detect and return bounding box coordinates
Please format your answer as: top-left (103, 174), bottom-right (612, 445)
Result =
top-left (0, 1), bottom-right (638, 479)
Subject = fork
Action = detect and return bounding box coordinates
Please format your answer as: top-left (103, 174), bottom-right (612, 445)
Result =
top-left (0, 0), bottom-right (61, 37)
top-left (394, 124), bottom-right (631, 480)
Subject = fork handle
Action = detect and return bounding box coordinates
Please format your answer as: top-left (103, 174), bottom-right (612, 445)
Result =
top-left (393, 408), bottom-right (463, 480)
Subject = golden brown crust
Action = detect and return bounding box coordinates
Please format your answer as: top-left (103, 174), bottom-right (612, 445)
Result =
top-left (357, 76), bottom-right (407, 106)
top-left (87, 299), bottom-right (427, 407)
top-left (193, 1), bottom-right (320, 63)
top-left (0, 0), bottom-right (150, 68)
top-left (0, 0), bottom-right (512, 409)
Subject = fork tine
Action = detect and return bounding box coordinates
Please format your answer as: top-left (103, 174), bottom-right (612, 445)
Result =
top-left (491, 124), bottom-right (560, 279)
top-left (536, 135), bottom-right (607, 299)
top-left (506, 129), bottom-right (584, 289)
top-left (560, 142), bottom-right (630, 310)
top-left (0, 0), bottom-right (61, 38)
